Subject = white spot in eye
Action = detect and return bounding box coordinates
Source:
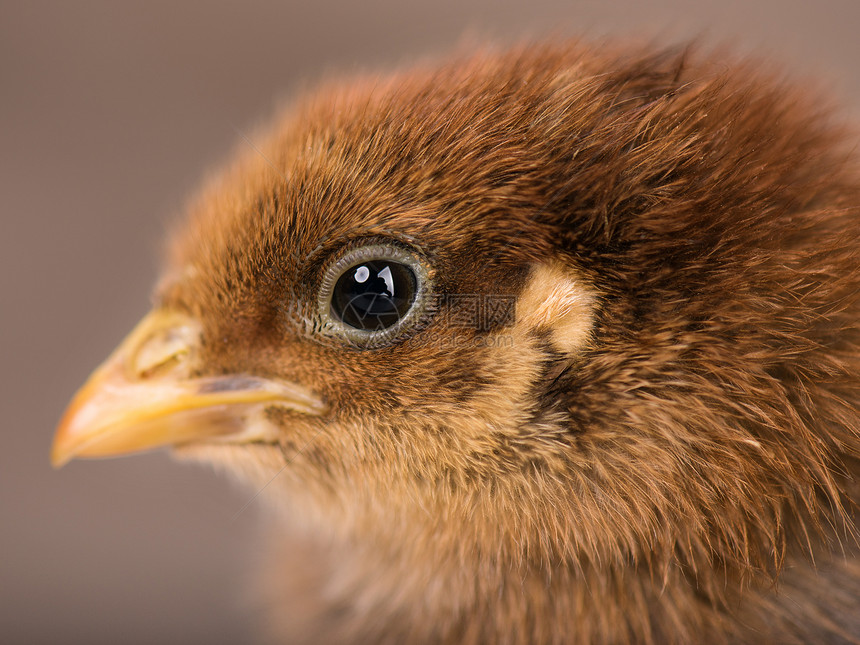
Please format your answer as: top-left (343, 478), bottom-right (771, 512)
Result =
top-left (354, 266), bottom-right (370, 283)
top-left (378, 265), bottom-right (394, 296)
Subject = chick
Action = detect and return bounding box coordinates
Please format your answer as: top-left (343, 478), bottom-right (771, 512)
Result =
top-left (53, 42), bottom-right (860, 644)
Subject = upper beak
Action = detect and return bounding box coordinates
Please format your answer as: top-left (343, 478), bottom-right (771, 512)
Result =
top-left (51, 310), bottom-right (327, 467)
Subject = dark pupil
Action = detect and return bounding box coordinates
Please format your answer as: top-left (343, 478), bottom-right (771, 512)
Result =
top-left (331, 260), bottom-right (417, 331)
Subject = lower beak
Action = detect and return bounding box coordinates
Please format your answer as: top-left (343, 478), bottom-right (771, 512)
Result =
top-left (51, 310), bottom-right (326, 467)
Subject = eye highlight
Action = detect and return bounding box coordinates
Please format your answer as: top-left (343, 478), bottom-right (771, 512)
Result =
top-left (318, 242), bottom-right (432, 347)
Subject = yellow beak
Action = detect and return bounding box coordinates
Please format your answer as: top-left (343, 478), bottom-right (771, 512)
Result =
top-left (51, 310), bottom-right (326, 467)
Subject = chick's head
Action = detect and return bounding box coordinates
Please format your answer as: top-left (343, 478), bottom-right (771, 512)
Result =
top-left (54, 42), bottom-right (860, 641)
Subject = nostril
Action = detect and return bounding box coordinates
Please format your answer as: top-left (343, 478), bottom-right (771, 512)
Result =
top-left (126, 314), bottom-right (202, 380)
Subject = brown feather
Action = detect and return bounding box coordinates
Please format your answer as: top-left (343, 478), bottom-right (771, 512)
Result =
top-left (150, 40), bottom-right (860, 643)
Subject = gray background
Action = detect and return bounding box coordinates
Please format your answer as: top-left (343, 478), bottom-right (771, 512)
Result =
top-left (3, 1), bottom-right (859, 643)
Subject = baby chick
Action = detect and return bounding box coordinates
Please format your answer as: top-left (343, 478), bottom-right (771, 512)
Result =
top-left (54, 41), bottom-right (860, 644)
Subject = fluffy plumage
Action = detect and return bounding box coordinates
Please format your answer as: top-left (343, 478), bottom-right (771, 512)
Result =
top-left (57, 41), bottom-right (860, 643)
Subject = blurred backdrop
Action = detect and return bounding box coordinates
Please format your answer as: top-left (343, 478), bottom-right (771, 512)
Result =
top-left (2, 1), bottom-right (859, 643)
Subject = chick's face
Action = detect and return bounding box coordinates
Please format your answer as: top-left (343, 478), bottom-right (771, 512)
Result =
top-left (55, 59), bottom-right (603, 555)
top-left (175, 106), bottom-right (605, 554)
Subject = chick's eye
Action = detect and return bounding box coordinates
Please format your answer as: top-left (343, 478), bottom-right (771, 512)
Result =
top-left (331, 260), bottom-right (416, 330)
top-left (318, 242), bottom-right (432, 347)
